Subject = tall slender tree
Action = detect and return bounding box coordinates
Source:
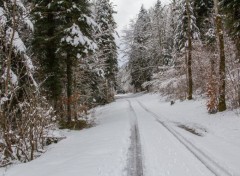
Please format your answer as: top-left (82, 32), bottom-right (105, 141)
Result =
top-left (94, 0), bottom-right (118, 102)
top-left (129, 5), bottom-right (152, 92)
top-left (32, 0), bottom-right (63, 108)
top-left (214, 0), bottom-right (227, 111)
top-left (174, 0), bottom-right (200, 100)
top-left (59, 0), bottom-right (97, 123)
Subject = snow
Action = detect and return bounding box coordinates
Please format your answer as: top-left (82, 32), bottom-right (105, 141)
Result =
top-left (24, 17), bottom-right (34, 31)
top-left (2, 69), bottom-right (18, 86)
top-left (0, 101), bottom-right (131, 176)
top-left (24, 54), bottom-right (35, 71)
top-left (136, 94), bottom-right (240, 176)
top-left (0, 97), bottom-right (8, 106)
top-left (14, 0), bottom-right (26, 11)
top-left (61, 23), bottom-right (97, 51)
top-left (6, 27), bottom-right (26, 53)
top-left (0, 7), bottom-right (7, 27)
top-left (83, 15), bottom-right (98, 28)
top-left (1, 93), bottom-right (240, 176)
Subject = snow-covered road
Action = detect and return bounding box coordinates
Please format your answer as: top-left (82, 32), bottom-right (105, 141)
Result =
top-left (1, 93), bottom-right (240, 176)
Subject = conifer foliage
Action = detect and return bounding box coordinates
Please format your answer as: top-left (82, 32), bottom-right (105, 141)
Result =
top-left (93, 0), bottom-right (118, 102)
top-left (0, 0), bottom-right (118, 165)
top-left (129, 6), bottom-right (152, 92)
top-left (120, 0), bottom-right (239, 112)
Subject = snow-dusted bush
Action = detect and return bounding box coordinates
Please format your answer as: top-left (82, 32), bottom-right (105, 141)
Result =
top-left (0, 92), bottom-right (55, 166)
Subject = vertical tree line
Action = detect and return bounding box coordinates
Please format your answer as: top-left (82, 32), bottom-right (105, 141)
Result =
top-left (119, 0), bottom-right (240, 113)
top-left (0, 0), bottom-right (118, 165)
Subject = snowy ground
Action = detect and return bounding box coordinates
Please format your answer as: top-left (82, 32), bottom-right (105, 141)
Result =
top-left (1, 93), bottom-right (240, 176)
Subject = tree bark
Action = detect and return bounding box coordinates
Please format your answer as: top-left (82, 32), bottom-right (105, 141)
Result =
top-left (214, 0), bottom-right (227, 112)
top-left (66, 54), bottom-right (72, 124)
top-left (186, 0), bottom-right (193, 100)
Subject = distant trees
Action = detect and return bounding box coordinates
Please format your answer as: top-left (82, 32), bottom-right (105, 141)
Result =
top-left (129, 6), bottom-right (152, 92)
top-left (120, 0), bottom-right (240, 112)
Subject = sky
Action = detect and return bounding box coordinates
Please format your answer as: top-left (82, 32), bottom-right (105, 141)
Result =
top-left (110, 0), bottom-right (171, 65)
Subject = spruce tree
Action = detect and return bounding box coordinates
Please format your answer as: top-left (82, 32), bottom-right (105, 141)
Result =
top-left (150, 0), bottom-right (166, 67)
top-left (0, 0), bottom-right (36, 106)
top-left (174, 0), bottom-right (200, 99)
top-left (130, 5), bottom-right (152, 92)
top-left (94, 0), bottom-right (118, 102)
top-left (59, 0), bottom-right (97, 123)
top-left (32, 0), bottom-right (63, 108)
top-left (221, 0), bottom-right (240, 62)
top-left (194, 0), bottom-right (214, 41)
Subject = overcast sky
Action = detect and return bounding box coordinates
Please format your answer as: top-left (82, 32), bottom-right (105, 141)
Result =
top-left (111, 0), bottom-right (171, 34)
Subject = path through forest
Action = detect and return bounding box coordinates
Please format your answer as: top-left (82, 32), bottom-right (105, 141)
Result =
top-left (1, 93), bottom-right (240, 176)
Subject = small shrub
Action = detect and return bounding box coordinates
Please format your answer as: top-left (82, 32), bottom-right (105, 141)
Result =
top-left (59, 119), bottom-right (91, 130)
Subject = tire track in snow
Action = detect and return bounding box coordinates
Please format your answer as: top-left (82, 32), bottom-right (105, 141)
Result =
top-left (137, 100), bottom-right (235, 176)
top-left (126, 100), bottom-right (144, 176)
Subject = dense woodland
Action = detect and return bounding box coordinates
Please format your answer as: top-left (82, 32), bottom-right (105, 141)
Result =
top-left (0, 0), bottom-right (239, 167)
top-left (0, 0), bottom-right (118, 166)
top-left (118, 0), bottom-right (240, 113)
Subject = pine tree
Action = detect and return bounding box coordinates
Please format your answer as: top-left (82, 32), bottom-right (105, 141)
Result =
top-left (174, 0), bottom-right (200, 100)
top-left (194, 0), bottom-right (214, 41)
top-left (59, 0), bottom-right (97, 123)
top-left (151, 0), bottom-right (165, 67)
top-left (32, 0), bottom-right (63, 108)
top-left (0, 0), bottom-right (55, 164)
top-left (221, 0), bottom-right (240, 62)
top-left (94, 0), bottom-right (118, 102)
top-left (130, 5), bottom-right (152, 92)
top-left (0, 0), bottom-right (36, 107)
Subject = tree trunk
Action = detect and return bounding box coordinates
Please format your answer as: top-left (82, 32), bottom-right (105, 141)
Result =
top-left (214, 0), bottom-right (227, 112)
top-left (186, 0), bottom-right (193, 100)
top-left (73, 69), bottom-right (78, 121)
top-left (66, 54), bottom-right (72, 124)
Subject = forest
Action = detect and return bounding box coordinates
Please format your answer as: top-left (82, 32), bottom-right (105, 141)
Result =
top-left (0, 0), bottom-right (240, 168)
top-left (118, 0), bottom-right (240, 114)
top-left (0, 0), bottom-right (118, 166)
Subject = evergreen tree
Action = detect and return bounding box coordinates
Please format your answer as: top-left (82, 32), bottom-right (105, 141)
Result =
top-left (151, 0), bottom-right (165, 67)
top-left (32, 0), bottom-right (63, 108)
top-left (59, 0), bottom-right (97, 123)
top-left (94, 0), bottom-right (118, 102)
top-left (0, 0), bottom-right (36, 107)
top-left (221, 0), bottom-right (240, 62)
top-left (174, 0), bottom-right (200, 53)
top-left (33, 0), bottom-right (97, 122)
top-left (129, 6), bottom-right (152, 92)
top-left (194, 0), bottom-right (214, 41)
top-left (0, 0), bottom-right (55, 163)
top-left (174, 0), bottom-right (200, 99)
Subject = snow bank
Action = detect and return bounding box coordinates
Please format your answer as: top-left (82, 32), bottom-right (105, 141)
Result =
top-left (0, 100), bottom-right (132, 176)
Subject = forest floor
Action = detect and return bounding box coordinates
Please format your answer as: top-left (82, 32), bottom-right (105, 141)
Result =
top-left (1, 93), bottom-right (240, 176)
